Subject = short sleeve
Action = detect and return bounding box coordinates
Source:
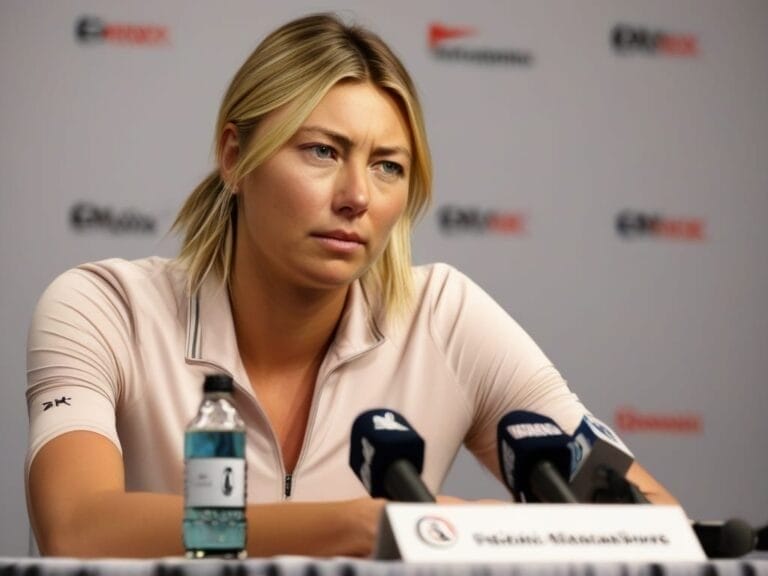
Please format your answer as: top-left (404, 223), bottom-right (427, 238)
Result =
top-left (426, 264), bottom-right (588, 479)
top-left (26, 266), bottom-right (134, 476)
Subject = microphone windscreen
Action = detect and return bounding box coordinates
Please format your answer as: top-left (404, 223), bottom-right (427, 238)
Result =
top-left (349, 409), bottom-right (425, 498)
top-left (496, 411), bottom-right (574, 502)
top-left (568, 414), bottom-right (635, 502)
top-left (692, 519), bottom-right (756, 558)
top-left (720, 519), bottom-right (757, 557)
top-left (757, 523), bottom-right (768, 551)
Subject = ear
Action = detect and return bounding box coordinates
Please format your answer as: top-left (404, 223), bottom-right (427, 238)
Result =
top-left (219, 123), bottom-right (241, 193)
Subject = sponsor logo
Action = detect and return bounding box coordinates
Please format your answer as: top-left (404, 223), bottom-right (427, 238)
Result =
top-left (507, 422), bottom-right (562, 440)
top-left (429, 23), bottom-right (533, 66)
top-left (373, 411), bottom-right (409, 431)
top-left (70, 202), bottom-right (157, 234)
top-left (611, 24), bottom-right (698, 57)
top-left (616, 210), bottom-right (705, 241)
top-left (416, 516), bottom-right (458, 548)
top-left (429, 23), bottom-right (475, 47)
top-left (438, 205), bottom-right (526, 235)
top-left (75, 16), bottom-right (170, 46)
top-left (615, 407), bottom-right (703, 434)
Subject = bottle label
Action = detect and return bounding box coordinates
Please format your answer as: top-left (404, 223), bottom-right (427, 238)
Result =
top-left (185, 458), bottom-right (246, 507)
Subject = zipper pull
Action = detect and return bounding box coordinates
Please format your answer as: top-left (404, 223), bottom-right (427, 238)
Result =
top-left (284, 474), bottom-right (293, 498)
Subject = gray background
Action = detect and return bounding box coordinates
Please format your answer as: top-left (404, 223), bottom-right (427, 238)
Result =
top-left (1, 0), bottom-right (767, 555)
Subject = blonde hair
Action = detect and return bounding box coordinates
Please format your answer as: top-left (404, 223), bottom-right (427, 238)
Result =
top-left (173, 13), bottom-right (432, 317)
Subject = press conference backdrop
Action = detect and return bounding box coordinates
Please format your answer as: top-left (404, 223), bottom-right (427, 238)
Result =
top-left (1, 0), bottom-right (766, 556)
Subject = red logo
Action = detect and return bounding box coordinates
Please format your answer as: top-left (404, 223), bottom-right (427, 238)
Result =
top-left (615, 407), bottom-right (703, 434)
top-left (612, 24), bottom-right (698, 57)
top-left (428, 23), bottom-right (533, 66)
top-left (438, 206), bottom-right (526, 235)
top-left (75, 16), bottom-right (170, 46)
top-left (656, 35), bottom-right (698, 56)
top-left (616, 211), bottom-right (705, 241)
top-left (429, 23), bottom-right (475, 48)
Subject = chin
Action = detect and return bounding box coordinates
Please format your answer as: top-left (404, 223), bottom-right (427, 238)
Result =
top-left (300, 264), bottom-right (367, 291)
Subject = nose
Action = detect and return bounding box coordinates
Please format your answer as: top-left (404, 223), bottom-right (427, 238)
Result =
top-left (332, 162), bottom-right (369, 218)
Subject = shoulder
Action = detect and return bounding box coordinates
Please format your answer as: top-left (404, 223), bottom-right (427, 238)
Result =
top-left (34, 257), bottom-right (187, 332)
top-left (412, 261), bottom-right (462, 283)
top-left (411, 262), bottom-right (473, 301)
top-left (410, 262), bottom-right (502, 321)
top-left (405, 262), bottom-right (543, 363)
top-left (75, 256), bottom-right (183, 290)
top-left (41, 256), bottom-right (184, 304)
top-left (381, 262), bottom-right (517, 355)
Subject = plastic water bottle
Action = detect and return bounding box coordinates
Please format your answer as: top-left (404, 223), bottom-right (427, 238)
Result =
top-left (183, 374), bottom-right (247, 558)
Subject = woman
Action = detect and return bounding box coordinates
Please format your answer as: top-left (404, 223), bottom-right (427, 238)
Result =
top-left (25, 13), bottom-right (675, 558)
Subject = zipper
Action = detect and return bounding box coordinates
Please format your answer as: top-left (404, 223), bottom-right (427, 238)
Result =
top-left (287, 342), bottom-right (387, 487)
top-left (189, 359), bottom-right (288, 499)
top-left (189, 341), bottom-right (385, 502)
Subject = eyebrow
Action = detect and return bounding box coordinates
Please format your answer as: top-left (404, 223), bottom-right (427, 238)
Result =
top-left (296, 126), bottom-right (412, 160)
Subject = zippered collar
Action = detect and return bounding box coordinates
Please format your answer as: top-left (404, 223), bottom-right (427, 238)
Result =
top-left (184, 275), bottom-right (385, 378)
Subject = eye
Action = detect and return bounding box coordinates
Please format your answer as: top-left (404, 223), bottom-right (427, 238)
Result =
top-left (308, 144), bottom-right (337, 160)
top-left (377, 160), bottom-right (405, 178)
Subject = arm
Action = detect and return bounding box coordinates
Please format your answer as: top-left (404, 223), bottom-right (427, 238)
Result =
top-left (27, 267), bottom-right (385, 558)
top-left (626, 461), bottom-right (678, 505)
top-left (426, 266), bottom-right (679, 505)
top-left (28, 431), bottom-right (384, 558)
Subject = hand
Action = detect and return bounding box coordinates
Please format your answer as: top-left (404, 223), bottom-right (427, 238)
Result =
top-left (345, 497), bottom-right (387, 557)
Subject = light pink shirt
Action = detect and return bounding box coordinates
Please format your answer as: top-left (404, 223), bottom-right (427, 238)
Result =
top-left (26, 257), bottom-right (587, 501)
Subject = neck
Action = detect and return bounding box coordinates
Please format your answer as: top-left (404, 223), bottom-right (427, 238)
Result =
top-left (229, 260), bottom-right (348, 378)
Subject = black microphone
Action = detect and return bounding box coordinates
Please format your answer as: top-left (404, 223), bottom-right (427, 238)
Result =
top-left (497, 411), bottom-right (579, 503)
top-left (757, 523), bottom-right (768, 551)
top-left (568, 414), bottom-right (639, 503)
top-left (691, 519), bottom-right (756, 558)
top-left (349, 409), bottom-right (435, 502)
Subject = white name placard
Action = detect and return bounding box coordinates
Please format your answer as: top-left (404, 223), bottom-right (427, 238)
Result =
top-left (375, 504), bottom-right (706, 563)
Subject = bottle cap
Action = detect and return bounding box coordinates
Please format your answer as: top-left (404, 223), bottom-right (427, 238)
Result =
top-left (203, 373), bottom-right (234, 393)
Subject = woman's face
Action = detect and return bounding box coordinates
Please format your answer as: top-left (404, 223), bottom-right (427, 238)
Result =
top-left (233, 81), bottom-right (412, 292)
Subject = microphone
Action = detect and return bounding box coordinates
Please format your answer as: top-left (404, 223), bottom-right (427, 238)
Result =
top-left (349, 409), bottom-right (435, 502)
top-left (691, 519), bottom-right (756, 558)
top-left (568, 414), bottom-right (639, 503)
top-left (496, 411), bottom-right (579, 503)
top-left (567, 415), bottom-right (755, 557)
top-left (757, 523), bottom-right (767, 550)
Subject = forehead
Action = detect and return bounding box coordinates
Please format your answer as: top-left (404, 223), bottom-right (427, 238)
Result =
top-left (300, 81), bottom-right (412, 146)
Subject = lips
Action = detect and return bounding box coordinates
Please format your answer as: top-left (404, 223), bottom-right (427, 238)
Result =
top-left (312, 230), bottom-right (366, 244)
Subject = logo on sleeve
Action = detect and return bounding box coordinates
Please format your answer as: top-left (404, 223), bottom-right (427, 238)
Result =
top-left (42, 396), bottom-right (72, 411)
